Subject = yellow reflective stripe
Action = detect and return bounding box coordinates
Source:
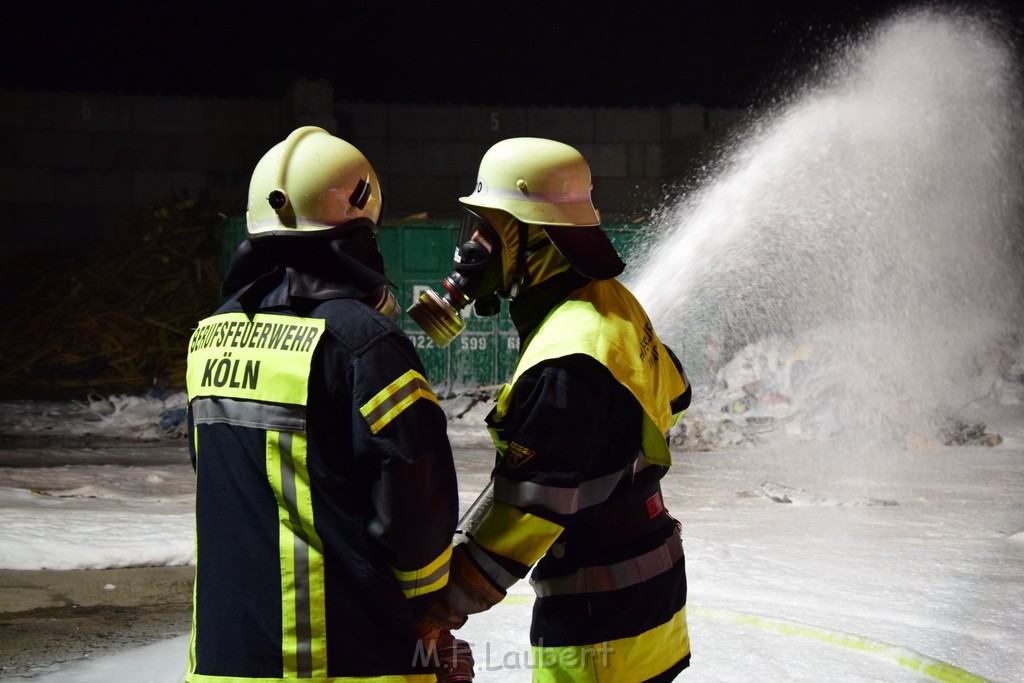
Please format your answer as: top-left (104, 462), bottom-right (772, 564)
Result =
top-left (189, 442), bottom-right (199, 677)
top-left (186, 673), bottom-right (436, 682)
top-left (186, 312), bottom-right (325, 406)
top-left (267, 430), bottom-right (327, 678)
top-left (487, 384), bottom-right (512, 457)
top-left (359, 369), bottom-right (440, 434)
top-left (391, 544), bottom-right (452, 598)
top-left (473, 500), bottom-right (564, 567)
top-left (531, 606), bottom-right (689, 683)
top-left (641, 411), bottom-right (672, 467)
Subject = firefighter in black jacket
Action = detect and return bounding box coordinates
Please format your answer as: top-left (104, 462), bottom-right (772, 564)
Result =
top-left (185, 126), bottom-right (472, 682)
top-left (408, 137), bottom-right (692, 681)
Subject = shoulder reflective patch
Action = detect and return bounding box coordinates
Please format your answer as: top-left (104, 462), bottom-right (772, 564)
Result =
top-left (359, 369), bottom-right (440, 434)
top-left (391, 544), bottom-right (452, 599)
top-left (504, 441), bottom-right (536, 471)
top-left (186, 312), bottom-right (325, 406)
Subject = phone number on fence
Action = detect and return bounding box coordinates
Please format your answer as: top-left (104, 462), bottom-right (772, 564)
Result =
top-left (410, 334), bottom-right (510, 351)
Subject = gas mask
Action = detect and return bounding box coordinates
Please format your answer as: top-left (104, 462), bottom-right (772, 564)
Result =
top-left (407, 208), bottom-right (511, 348)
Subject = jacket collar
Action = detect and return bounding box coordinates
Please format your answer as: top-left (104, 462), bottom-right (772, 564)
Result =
top-left (508, 269), bottom-right (591, 342)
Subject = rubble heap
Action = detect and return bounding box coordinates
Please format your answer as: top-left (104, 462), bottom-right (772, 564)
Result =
top-left (0, 192), bottom-right (226, 398)
top-left (671, 330), bottom-right (1023, 452)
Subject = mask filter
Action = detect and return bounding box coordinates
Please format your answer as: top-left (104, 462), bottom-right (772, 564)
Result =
top-left (405, 243), bottom-right (482, 348)
top-left (367, 285), bottom-right (400, 322)
top-left (406, 287), bottom-right (466, 348)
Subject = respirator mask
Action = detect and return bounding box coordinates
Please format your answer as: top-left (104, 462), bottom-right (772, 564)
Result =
top-left (407, 208), bottom-right (507, 348)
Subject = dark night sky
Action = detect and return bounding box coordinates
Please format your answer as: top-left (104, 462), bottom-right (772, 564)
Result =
top-left (4, 1), bottom-right (1024, 108)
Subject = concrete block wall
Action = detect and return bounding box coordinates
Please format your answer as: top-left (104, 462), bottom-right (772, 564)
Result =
top-left (1, 88), bottom-right (283, 253)
top-left (340, 101), bottom-right (676, 222)
top-left (1, 79), bottom-right (743, 257)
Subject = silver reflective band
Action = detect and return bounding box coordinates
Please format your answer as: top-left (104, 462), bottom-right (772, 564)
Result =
top-left (530, 531), bottom-right (683, 597)
top-left (493, 467), bottom-right (625, 516)
top-left (465, 539), bottom-right (519, 590)
top-left (191, 397), bottom-right (306, 433)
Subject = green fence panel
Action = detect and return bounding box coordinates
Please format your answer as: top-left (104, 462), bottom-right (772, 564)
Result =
top-left (216, 215), bottom-right (248, 280)
top-left (217, 218), bottom-right (648, 390)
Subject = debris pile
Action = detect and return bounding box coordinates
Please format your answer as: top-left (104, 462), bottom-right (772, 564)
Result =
top-left (671, 328), bottom-right (1023, 452)
top-left (939, 420), bottom-right (1003, 447)
top-left (757, 481), bottom-right (899, 507)
top-left (0, 192), bottom-right (226, 398)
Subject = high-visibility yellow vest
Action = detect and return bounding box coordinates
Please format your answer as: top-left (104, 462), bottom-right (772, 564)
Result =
top-left (491, 279), bottom-right (685, 466)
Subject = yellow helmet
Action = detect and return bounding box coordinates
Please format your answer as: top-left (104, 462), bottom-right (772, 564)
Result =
top-left (460, 137), bottom-right (623, 281)
top-left (459, 137), bottom-right (600, 227)
top-left (246, 126), bottom-right (382, 239)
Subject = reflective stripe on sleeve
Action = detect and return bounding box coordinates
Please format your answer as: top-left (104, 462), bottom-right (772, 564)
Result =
top-left (531, 531), bottom-right (683, 597)
top-left (191, 396), bottom-right (306, 432)
top-left (464, 539), bottom-right (521, 590)
top-left (473, 501), bottom-right (564, 568)
top-left (391, 544), bottom-right (452, 598)
top-left (492, 468), bottom-right (625, 516)
top-left (359, 369), bottom-right (440, 434)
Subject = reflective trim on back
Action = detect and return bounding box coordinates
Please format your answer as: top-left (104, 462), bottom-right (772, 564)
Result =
top-left (191, 396), bottom-right (306, 432)
top-left (267, 430), bottom-right (327, 678)
top-left (186, 312), bottom-right (325, 406)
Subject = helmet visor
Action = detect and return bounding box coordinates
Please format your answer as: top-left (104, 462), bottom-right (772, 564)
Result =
top-left (457, 207), bottom-right (501, 256)
top-left (453, 207), bottom-right (506, 301)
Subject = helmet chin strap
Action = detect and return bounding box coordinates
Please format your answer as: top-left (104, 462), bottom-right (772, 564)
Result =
top-left (508, 220), bottom-right (530, 299)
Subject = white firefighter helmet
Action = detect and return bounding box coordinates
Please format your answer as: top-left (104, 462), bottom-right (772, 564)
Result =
top-left (246, 126), bottom-right (382, 238)
top-left (459, 137), bottom-right (599, 226)
top-left (460, 137), bottom-right (623, 280)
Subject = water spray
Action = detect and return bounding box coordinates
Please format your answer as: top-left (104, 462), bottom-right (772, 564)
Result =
top-left (628, 7), bottom-right (1024, 445)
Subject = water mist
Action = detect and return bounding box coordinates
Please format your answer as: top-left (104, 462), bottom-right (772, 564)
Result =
top-left (628, 7), bottom-right (1024, 446)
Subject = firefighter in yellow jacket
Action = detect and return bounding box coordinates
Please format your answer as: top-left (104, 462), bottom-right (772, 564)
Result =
top-left (408, 137), bottom-right (692, 681)
top-left (185, 127), bottom-right (472, 682)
